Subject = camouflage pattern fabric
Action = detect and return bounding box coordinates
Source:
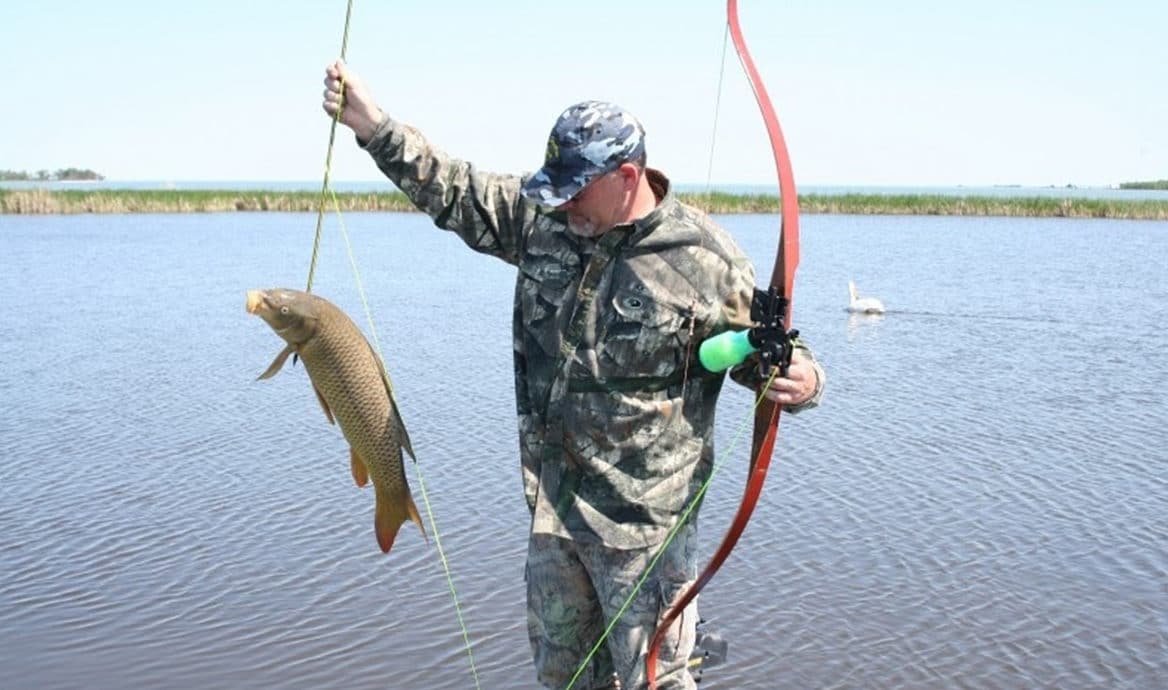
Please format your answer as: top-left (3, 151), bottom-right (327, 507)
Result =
top-left (359, 114), bottom-right (824, 685)
top-left (362, 115), bottom-right (822, 549)
top-left (526, 526), bottom-right (699, 690)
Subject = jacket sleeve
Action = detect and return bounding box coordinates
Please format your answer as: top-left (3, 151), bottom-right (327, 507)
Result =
top-left (360, 115), bottom-right (540, 266)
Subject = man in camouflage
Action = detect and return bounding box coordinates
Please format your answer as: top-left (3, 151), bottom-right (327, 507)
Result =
top-left (322, 60), bottom-right (825, 690)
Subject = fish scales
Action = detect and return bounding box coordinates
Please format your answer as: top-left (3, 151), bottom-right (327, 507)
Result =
top-left (247, 288), bottom-right (425, 554)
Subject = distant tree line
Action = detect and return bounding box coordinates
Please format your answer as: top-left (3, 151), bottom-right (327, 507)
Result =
top-left (0, 168), bottom-right (105, 181)
top-left (1119, 179), bottom-right (1168, 190)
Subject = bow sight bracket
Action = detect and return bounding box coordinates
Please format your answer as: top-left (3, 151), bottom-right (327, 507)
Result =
top-left (747, 286), bottom-right (799, 377)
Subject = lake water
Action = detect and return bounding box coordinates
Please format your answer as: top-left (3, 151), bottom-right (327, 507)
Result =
top-left (1, 211), bottom-right (1165, 689)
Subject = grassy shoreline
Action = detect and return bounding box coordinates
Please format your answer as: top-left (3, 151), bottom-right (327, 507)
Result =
top-left (2, 188), bottom-right (1167, 220)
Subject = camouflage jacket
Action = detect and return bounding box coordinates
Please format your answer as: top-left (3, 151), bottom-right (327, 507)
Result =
top-left (361, 116), bottom-right (823, 549)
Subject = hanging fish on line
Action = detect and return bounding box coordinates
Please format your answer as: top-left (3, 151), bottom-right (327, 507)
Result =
top-left (246, 288), bottom-right (425, 554)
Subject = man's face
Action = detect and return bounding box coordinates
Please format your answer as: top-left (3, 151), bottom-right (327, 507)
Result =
top-left (556, 165), bottom-right (637, 237)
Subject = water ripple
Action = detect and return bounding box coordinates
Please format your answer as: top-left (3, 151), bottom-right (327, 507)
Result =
top-left (3, 213), bottom-right (1167, 688)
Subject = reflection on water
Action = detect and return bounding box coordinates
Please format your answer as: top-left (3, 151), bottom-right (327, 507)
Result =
top-left (1, 212), bottom-right (1165, 689)
top-left (845, 311), bottom-right (885, 337)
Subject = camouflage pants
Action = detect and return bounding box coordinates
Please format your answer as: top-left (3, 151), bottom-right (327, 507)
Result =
top-left (526, 525), bottom-right (699, 690)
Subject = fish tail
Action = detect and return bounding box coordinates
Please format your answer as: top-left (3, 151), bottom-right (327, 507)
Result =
top-left (374, 490), bottom-right (427, 553)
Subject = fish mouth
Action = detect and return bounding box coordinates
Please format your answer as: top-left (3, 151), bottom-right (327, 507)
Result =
top-left (245, 290), bottom-right (266, 314)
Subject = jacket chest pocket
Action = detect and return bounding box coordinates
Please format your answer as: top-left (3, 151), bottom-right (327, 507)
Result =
top-left (597, 289), bottom-right (690, 378)
top-left (518, 258), bottom-right (577, 352)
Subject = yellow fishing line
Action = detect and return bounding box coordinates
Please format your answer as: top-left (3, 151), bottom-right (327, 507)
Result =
top-left (305, 3), bottom-right (482, 688)
top-left (327, 187), bottom-right (483, 690)
top-left (306, 0), bottom-right (354, 295)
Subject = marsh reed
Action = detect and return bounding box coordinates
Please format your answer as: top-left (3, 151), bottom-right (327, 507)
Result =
top-left (3, 188), bottom-right (1166, 219)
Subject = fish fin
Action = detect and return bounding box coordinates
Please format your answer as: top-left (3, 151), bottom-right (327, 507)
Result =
top-left (407, 493), bottom-right (427, 542)
top-left (371, 349), bottom-right (417, 462)
top-left (374, 508), bottom-right (399, 554)
top-left (312, 383), bottom-right (335, 425)
top-left (374, 494), bottom-right (404, 554)
top-left (350, 447), bottom-right (369, 487)
top-left (390, 396), bottom-right (417, 462)
top-left (256, 344), bottom-right (295, 380)
top-left (374, 489), bottom-right (427, 554)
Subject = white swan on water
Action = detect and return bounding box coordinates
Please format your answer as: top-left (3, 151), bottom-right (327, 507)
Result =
top-left (848, 280), bottom-right (885, 314)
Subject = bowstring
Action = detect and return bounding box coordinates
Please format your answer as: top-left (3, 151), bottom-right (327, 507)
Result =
top-left (563, 22), bottom-right (782, 686)
top-left (681, 20), bottom-right (731, 407)
top-left (703, 22), bottom-right (731, 209)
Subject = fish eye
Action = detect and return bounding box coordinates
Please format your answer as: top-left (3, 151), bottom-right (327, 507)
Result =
top-left (280, 306), bottom-right (290, 315)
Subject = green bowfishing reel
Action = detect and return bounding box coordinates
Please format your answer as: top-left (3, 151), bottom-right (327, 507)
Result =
top-left (699, 286), bottom-right (798, 375)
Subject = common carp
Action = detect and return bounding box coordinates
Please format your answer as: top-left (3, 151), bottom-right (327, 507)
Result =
top-left (246, 288), bottom-right (425, 553)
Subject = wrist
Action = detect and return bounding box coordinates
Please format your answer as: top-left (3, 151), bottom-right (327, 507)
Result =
top-left (354, 110), bottom-right (381, 142)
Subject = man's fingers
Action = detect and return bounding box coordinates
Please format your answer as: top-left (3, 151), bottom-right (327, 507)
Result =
top-left (322, 89), bottom-right (340, 115)
top-left (764, 369), bottom-right (810, 405)
top-left (763, 389), bottom-right (790, 404)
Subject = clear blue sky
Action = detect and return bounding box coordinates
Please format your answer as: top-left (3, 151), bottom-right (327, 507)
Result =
top-left (2, 1), bottom-right (1164, 187)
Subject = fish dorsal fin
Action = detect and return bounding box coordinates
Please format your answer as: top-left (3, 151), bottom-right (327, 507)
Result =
top-left (366, 342), bottom-right (417, 462)
top-left (389, 393), bottom-right (416, 461)
top-left (257, 344), bottom-right (296, 380)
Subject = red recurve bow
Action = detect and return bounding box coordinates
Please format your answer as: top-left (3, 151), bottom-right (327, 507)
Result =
top-left (645, 1), bottom-right (800, 687)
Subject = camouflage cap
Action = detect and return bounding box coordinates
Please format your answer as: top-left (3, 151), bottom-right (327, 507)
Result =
top-left (520, 100), bottom-right (646, 208)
